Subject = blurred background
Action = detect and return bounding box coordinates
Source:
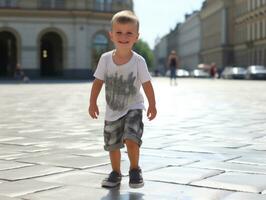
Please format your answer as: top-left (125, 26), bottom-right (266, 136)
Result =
top-left (0, 0), bottom-right (266, 80)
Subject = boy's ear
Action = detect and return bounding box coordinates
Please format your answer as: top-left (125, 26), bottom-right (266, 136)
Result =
top-left (109, 31), bottom-right (113, 40)
top-left (136, 33), bottom-right (139, 40)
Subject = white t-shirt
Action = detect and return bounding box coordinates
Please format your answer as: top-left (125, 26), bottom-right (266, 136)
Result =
top-left (94, 50), bottom-right (151, 121)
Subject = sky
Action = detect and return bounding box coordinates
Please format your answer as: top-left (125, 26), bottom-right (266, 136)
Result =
top-left (133, 0), bottom-right (205, 49)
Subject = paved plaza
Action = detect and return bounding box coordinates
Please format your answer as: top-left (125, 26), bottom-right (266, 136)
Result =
top-left (0, 78), bottom-right (266, 200)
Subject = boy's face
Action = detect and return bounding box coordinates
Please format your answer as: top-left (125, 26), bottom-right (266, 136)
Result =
top-left (109, 22), bottom-right (139, 51)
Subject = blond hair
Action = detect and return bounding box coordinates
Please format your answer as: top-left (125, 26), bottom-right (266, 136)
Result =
top-left (111, 10), bottom-right (139, 31)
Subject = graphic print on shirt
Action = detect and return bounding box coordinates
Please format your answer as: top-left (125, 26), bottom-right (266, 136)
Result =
top-left (105, 72), bottom-right (137, 111)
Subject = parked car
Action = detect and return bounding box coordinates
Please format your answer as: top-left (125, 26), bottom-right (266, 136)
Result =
top-left (190, 69), bottom-right (210, 78)
top-left (246, 65), bottom-right (266, 80)
top-left (165, 69), bottom-right (190, 77)
top-left (176, 69), bottom-right (190, 77)
top-left (221, 66), bottom-right (247, 79)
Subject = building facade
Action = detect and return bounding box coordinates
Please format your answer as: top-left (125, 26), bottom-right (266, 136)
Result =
top-left (200, 0), bottom-right (235, 69)
top-left (178, 11), bottom-right (201, 70)
top-left (167, 24), bottom-right (179, 56)
top-left (153, 35), bottom-right (168, 74)
top-left (234, 0), bottom-right (266, 67)
top-left (0, 0), bottom-right (133, 79)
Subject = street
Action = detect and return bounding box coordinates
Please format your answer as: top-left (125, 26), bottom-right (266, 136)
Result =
top-left (0, 78), bottom-right (266, 200)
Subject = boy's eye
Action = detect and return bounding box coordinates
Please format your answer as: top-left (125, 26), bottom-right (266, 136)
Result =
top-left (116, 32), bottom-right (122, 35)
top-left (127, 32), bottom-right (133, 35)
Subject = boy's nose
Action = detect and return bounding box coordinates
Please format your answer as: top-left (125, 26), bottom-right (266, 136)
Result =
top-left (120, 33), bottom-right (128, 39)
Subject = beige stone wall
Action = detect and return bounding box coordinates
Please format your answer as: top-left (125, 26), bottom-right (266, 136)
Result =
top-left (234, 0), bottom-right (266, 66)
top-left (0, 0), bottom-right (133, 78)
top-left (7, 0), bottom-right (133, 11)
top-left (200, 0), bottom-right (235, 68)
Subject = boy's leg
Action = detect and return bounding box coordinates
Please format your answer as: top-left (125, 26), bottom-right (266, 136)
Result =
top-left (125, 139), bottom-right (144, 188)
top-left (102, 118), bottom-right (124, 188)
top-left (125, 139), bottom-right (139, 170)
top-left (101, 149), bottom-right (122, 188)
top-left (110, 149), bottom-right (121, 173)
top-left (123, 109), bottom-right (144, 188)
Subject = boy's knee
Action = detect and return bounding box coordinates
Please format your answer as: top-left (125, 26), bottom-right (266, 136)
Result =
top-left (124, 139), bottom-right (138, 148)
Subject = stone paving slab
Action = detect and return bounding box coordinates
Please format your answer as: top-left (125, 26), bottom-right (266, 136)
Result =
top-left (20, 186), bottom-right (124, 200)
top-left (145, 166), bottom-right (222, 184)
top-left (165, 144), bottom-right (242, 154)
top-left (16, 153), bottom-right (110, 169)
top-left (229, 155), bottom-right (266, 166)
top-left (69, 147), bottom-right (109, 157)
top-left (192, 171), bottom-right (266, 193)
top-left (0, 165), bottom-right (71, 181)
top-left (123, 181), bottom-right (231, 200)
top-left (0, 152), bottom-right (27, 160)
top-left (0, 160), bottom-right (33, 171)
top-left (187, 160), bottom-right (266, 174)
top-left (0, 179), bottom-right (61, 197)
top-left (20, 181), bottom-right (232, 200)
top-left (221, 192), bottom-right (266, 200)
top-left (86, 155), bottom-right (197, 175)
top-left (35, 171), bottom-right (107, 188)
top-left (247, 144), bottom-right (266, 151)
top-left (0, 138), bottom-right (42, 146)
top-left (141, 148), bottom-right (237, 162)
top-left (0, 137), bottom-right (25, 142)
top-left (0, 196), bottom-right (21, 200)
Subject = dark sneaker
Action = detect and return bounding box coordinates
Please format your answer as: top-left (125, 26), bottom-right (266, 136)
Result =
top-left (129, 167), bottom-right (144, 188)
top-left (101, 171), bottom-right (122, 188)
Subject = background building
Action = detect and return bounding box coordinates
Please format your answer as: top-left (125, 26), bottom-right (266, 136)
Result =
top-left (154, 0), bottom-right (266, 73)
top-left (234, 0), bottom-right (266, 67)
top-left (0, 0), bottom-right (133, 79)
top-left (200, 0), bottom-right (235, 70)
top-left (178, 11), bottom-right (201, 70)
top-left (153, 35), bottom-right (168, 75)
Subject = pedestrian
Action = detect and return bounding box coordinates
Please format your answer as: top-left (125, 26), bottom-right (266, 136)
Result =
top-left (14, 63), bottom-right (30, 82)
top-left (167, 50), bottom-right (179, 85)
top-left (88, 10), bottom-right (157, 189)
top-left (210, 62), bottom-right (217, 78)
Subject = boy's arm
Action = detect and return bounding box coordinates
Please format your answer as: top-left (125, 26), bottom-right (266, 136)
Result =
top-left (142, 81), bottom-right (157, 121)
top-left (88, 78), bottom-right (104, 119)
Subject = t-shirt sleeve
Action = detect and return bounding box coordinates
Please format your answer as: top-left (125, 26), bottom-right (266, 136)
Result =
top-left (137, 56), bottom-right (151, 83)
top-left (93, 55), bottom-right (106, 81)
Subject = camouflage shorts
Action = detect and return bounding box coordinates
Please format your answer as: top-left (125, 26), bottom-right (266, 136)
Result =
top-left (103, 109), bottom-right (144, 151)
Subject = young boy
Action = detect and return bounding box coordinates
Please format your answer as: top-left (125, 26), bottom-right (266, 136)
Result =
top-left (88, 10), bottom-right (157, 188)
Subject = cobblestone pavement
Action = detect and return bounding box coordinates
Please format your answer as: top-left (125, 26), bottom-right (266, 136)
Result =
top-left (1, 78), bottom-right (266, 200)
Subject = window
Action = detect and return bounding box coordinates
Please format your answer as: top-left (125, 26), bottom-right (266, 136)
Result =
top-left (92, 33), bottom-right (109, 69)
top-left (54, 0), bottom-right (64, 8)
top-left (247, 0), bottom-right (252, 11)
top-left (94, 0), bottom-right (112, 12)
top-left (39, 0), bottom-right (65, 9)
top-left (95, 0), bottom-right (104, 11)
top-left (0, 0), bottom-right (17, 7)
top-left (105, 0), bottom-right (112, 11)
top-left (94, 34), bottom-right (108, 45)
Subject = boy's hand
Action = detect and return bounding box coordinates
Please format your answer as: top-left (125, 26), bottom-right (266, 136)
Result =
top-left (147, 105), bottom-right (157, 121)
top-left (88, 104), bottom-right (99, 119)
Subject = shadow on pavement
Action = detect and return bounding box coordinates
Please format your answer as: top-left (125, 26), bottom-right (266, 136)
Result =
top-left (101, 188), bottom-right (144, 200)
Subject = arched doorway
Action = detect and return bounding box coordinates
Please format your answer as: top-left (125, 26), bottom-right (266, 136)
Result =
top-left (0, 31), bottom-right (17, 77)
top-left (40, 32), bottom-right (63, 77)
top-left (92, 33), bottom-right (109, 70)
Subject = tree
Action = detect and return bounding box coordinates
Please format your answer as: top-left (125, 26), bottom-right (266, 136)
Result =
top-left (133, 39), bottom-right (155, 70)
